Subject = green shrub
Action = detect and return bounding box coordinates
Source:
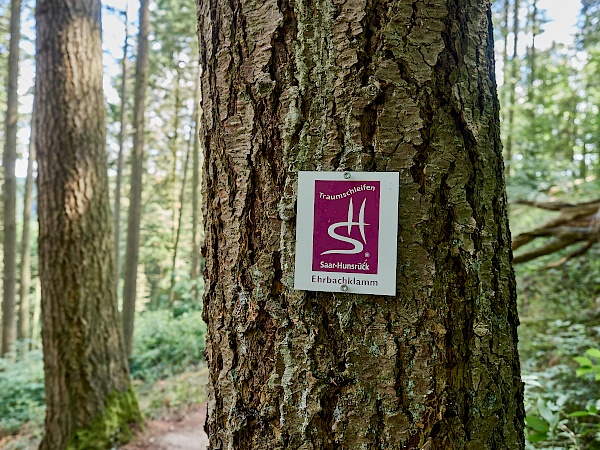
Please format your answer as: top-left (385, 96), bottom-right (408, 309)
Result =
top-left (130, 310), bottom-right (206, 381)
top-left (0, 347), bottom-right (46, 436)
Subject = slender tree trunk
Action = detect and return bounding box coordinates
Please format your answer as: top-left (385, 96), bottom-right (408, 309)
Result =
top-left (17, 110), bottom-right (35, 343)
top-left (190, 69), bottom-right (202, 301)
top-left (528, 0), bottom-right (537, 87)
top-left (170, 69), bottom-right (182, 247)
top-left (198, 0), bottom-right (524, 448)
top-left (505, 0), bottom-right (520, 176)
top-left (31, 277), bottom-right (41, 348)
top-left (114, 6), bottom-right (129, 298)
top-left (1, 0), bottom-right (21, 357)
top-left (501, 0), bottom-right (510, 124)
top-left (35, 0), bottom-right (142, 445)
top-left (580, 143), bottom-right (588, 179)
top-left (167, 134), bottom-right (191, 305)
top-left (122, 0), bottom-right (150, 356)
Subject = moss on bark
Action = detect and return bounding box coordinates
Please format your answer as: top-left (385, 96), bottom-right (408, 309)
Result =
top-left (66, 387), bottom-right (143, 450)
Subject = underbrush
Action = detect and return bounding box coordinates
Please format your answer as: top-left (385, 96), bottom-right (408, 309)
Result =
top-left (518, 248), bottom-right (600, 449)
top-left (130, 309), bottom-right (206, 381)
top-left (133, 366), bottom-right (209, 420)
top-left (0, 309), bottom-right (206, 449)
top-left (0, 344), bottom-right (45, 438)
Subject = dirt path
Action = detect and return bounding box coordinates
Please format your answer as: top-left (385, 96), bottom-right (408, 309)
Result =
top-left (122, 403), bottom-right (208, 450)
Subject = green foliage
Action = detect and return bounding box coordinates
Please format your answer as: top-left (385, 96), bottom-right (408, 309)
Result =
top-left (574, 349), bottom-right (600, 380)
top-left (129, 310), bottom-right (206, 381)
top-left (523, 347), bottom-right (600, 449)
top-left (133, 367), bottom-right (209, 420)
top-left (518, 244), bottom-right (600, 449)
top-left (524, 396), bottom-right (571, 446)
top-left (0, 309), bottom-right (206, 442)
top-left (0, 347), bottom-right (45, 436)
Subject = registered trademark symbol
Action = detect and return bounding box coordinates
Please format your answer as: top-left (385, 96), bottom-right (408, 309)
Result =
top-left (365, 252), bottom-right (370, 257)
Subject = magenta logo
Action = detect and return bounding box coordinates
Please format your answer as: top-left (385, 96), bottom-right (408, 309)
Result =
top-left (312, 180), bottom-right (380, 274)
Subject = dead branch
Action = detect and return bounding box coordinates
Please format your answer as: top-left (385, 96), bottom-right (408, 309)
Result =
top-left (511, 198), bottom-right (600, 265)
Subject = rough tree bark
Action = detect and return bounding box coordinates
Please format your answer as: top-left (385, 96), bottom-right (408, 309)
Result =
top-left (197, 0), bottom-right (525, 448)
top-left (122, 0), bottom-right (150, 356)
top-left (1, 0), bottom-right (21, 356)
top-left (35, 0), bottom-right (142, 446)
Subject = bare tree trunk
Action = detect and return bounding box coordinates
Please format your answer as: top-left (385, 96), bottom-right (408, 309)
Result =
top-left (31, 277), bottom-right (41, 348)
top-left (122, 0), bottom-right (150, 356)
top-left (167, 68), bottom-right (182, 304)
top-left (528, 0), bottom-right (537, 87)
top-left (1, 0), bottom-right (21, 356)
top-left (114, 5), bottom-right (129, 298)
top-left (190, 68), bottom-right (202, 301)
top-left (35, 0), bottom-right (142, 445)
top-left (505, 0), bottom-right (520, 176)
top-left (167, 133), bottom-right (191, 305)
top-left (501, 0), bottom-right (510, 124)
top-left (17, 110), bottom-right (35, 343)
top-left (197, 0), bottom-right (524, 448)
top-left (170, 69), bottom-right (182, 248)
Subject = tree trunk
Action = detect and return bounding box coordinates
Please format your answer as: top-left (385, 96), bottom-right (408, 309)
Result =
top-left (17, 110), bottom-right (35, 343)
top-left (190, 69), bottom-right (202, 301)
top-left (170, 69), bottom-right (182, 247)
top-left (505, 0), bottom-right (519, 176)
top-left (1, 0), bottom-right (21, 356)
top-left (35, 0), bottom-right (142, 445)
top-left (31, 277), bottom-right (41, 348)
top-left (528, 0), bottom-right (537, 88)
top-left (168, 131), bottom-right (191, 304)
top-left (167, 68), bottom-right (183, 304)
top-left (122, 0), bottom-right (150, 356)
top-left (501, 0), bottom-right (510, 127)
top-left (114, 5), bottom-right (129, 298)
top-left (197, 0), bottom-right (524, 448)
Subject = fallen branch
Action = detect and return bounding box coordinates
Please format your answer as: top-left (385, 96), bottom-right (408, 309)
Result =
top-left (511, 198), bottom-right (600, 266)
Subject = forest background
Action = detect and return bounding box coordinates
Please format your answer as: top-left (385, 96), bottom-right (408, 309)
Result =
top-left (2, 0), bottom-right (600, 448)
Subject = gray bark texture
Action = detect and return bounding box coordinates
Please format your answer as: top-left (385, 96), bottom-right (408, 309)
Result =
top-left (197, 0), bottom-right (525, 448)
top-left (1, 0), bottom-right (21, 356)
top-left (35, 0), bottom-right (142, 445)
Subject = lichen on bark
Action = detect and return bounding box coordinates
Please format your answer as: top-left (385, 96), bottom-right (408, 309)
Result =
top-left (197, 0), bottom-right (525, 447)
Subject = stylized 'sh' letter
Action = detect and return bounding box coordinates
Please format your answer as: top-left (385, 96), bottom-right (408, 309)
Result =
top-left (321, 198), bottom-right (369, 255)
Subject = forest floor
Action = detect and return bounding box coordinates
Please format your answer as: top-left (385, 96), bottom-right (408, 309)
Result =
top-left (0, 405), bottom-right (209, 450)
top-left (1, 367), bottom-right (210, 450)
top-left (121, 403), bottom-right (208, 450)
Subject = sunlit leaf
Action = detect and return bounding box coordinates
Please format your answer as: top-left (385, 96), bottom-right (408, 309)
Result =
top-left (526, 415), bottom-right (550, 433)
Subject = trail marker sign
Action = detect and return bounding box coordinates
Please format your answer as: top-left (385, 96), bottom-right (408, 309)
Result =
top-left (294, 171), bottom-right (399, 295)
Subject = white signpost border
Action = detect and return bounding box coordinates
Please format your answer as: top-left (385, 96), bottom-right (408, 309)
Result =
top-left (293, 171), bottom-right (399, 295)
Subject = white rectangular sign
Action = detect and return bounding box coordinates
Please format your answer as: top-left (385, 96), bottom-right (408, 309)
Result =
top-left (294, 171), bottom-right (399, 295)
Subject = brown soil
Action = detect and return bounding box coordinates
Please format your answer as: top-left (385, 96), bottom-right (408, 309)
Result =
top-left (121, 403), bottom-right (208, 450)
